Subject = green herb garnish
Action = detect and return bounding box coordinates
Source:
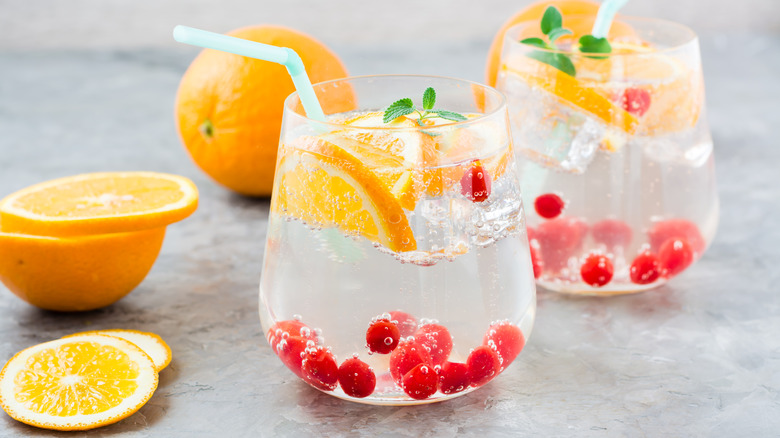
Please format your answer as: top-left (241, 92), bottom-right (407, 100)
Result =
top-left (383, 87), bottom-right (468, 125)
top-left (520, 6), bottom-right (576, 76)
top-left (519, 6), bottom-right (614, 76)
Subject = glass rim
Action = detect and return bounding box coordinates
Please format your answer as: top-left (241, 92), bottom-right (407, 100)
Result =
top-left (283, 74), bottom-right (507, 131)
top-left (503, 15), bottom-right (699, 57)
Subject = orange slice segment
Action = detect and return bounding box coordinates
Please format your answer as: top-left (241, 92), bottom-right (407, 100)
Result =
top-left (502, 57), bottom-right (639, 134)
top-left (0, 334), bottom-right (158, 431)
top-left (64, 330), bottom-right (172, 372)
top-left (274, 136), bottom-right (416, 253)
top-left (0, 172), bottom-right (198, 236)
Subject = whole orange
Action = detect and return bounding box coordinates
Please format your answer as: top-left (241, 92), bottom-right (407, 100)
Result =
top-left (175, 25), bottom-right (350, 197)
top-left (485, 0), bottom-right (635, 86)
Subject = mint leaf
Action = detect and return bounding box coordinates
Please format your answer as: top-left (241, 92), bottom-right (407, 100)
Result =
top-left (433, 110), bottom-right (468, 122)
top-left (540, 6), bottom-right (562, 35)
top-left (528, 51), bottom-right (576, 77)
top-left (383, 98), bottom-right (415, 123)
top-left (579, 35), bottom-right (612, 58)
top-left (547, 27), bottom-right (572, 43)
top-left (422, 87), bottom-right (436, 110)
top-left (520, 37), bottom-right (549, 49)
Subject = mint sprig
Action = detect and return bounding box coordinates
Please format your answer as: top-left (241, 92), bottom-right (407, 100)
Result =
top-left (578, 34), bottom-right (612, 58)
top-left (383, 87), bottom-right (468, 125)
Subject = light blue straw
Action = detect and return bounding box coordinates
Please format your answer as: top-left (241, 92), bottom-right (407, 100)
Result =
top-left (173, 25), bottom-right (326, 122)
top-left (591, 0), bottom-right (629, 39)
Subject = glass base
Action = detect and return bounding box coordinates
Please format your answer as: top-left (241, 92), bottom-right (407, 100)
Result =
top-left (537, 279), bottom-right (667, 296)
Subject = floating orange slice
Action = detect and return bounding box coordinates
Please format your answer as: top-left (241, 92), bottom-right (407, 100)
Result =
top-left (0, 172), bottom-right (198, 236)
top-left (274, 136), bottom-right (417, 253)
top-left (0, 334), bottom-right (158, 431)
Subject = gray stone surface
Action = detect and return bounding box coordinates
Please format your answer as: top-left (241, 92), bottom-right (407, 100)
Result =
top-left (1, 33), bottom-right (779, 436)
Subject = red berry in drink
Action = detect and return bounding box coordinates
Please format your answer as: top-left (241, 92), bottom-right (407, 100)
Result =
top-left (389, 340), bottom-right (432, 385)
top-left (580, 253), bottom-right (614, 287)
top-left (338, 357), bottom-right (376, 398)
top-left (438, 362), bottom-right (470, 395)
top-left (658, 238), bottom-right (694, 278)
top-left (483, 322), bottom-right (525, 369)
top-left (460, 160), bottom-right (492, 203)
top-left (629, 251), bottom-right (661, 284)
top-left (530, 242), bottom-right (544, 279)
top-left (276, 336), bottom-right (309, 378)
top-left (388, 310), bottom-right (418, 337)
top-left (301, 346), bottom-right (339, 391)
top-left (648, 219), bottom-right (705, 255)
top-left (414, 323), bottom-right (453, 365)
top-left (467, 345), bottom-right (502, 387)
top-left (366, 318), bottom-right (400, 354)
top-left (267, 319), bottom-right (317, 351)
top-left (534, 193), bottom-right (565, 219)
top-left (591, 218), bottom-right (632, 249)
top-left (620, 87), bottom-right (651, 116)
top-left (401, 363), bottom-right (439, 400)
top-left (535, 217), bottom-right (588, 272)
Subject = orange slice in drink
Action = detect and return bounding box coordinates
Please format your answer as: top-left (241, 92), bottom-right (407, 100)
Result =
top-left (274, 136), bottom-right (416, 253)
top-left (0, 172), bottom-right (198, 236)
top-left (502, 57), bottom-right (639, 134)
top-left (0, 334), bottom-right (158, 431)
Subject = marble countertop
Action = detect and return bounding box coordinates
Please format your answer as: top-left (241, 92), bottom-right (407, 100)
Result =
top-left (1, 34), bottom-right (779, 437)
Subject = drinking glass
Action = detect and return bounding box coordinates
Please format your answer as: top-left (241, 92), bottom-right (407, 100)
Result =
top-left (496, 17), bottom-right (718, 295)
top-left (259, 75), bottom-right (536, 404)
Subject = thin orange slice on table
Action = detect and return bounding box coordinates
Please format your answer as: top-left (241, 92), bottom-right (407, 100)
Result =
top-left (501, 56), bottom-right (639, 134)
top-left (0, 334), bottom-right (158, 431)
top-left (64, 330), bottom-right (172, 372)
top-left (0, 172), bottom-right (198, 236)
top-left (274, 136), bottom-right (416, 253)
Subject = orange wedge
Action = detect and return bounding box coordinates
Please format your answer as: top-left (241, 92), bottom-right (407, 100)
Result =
top-left (0, 172), bottom-right (198, 237)
top-left (273, 136), bottom-right (417, 253)
top-left (64, 330), bottom-right (172, 372)
top-left (0, 334), bottom-right (158, 431)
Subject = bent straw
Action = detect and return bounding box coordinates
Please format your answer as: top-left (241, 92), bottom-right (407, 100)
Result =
top-left (173, 25), bottom-right (326, 122)
top-left (591, 0), bottom-right (629, 39)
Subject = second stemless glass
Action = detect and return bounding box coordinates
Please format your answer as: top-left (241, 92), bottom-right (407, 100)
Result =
top-left (259, 75), bottom-right (536, 405)
top-left (496, 17), bottom-right (718, 295)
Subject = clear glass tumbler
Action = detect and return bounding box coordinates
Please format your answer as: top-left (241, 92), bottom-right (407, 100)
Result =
top-left (259, 75), bottom-right (536, 404)
top-left (496, 17), bottom-right (718, 295)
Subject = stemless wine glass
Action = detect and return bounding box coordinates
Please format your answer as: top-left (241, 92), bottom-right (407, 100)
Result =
top-left (495, 17), bottom-right (718, 295)
top-left (259, 75), bottom-right (536, 405)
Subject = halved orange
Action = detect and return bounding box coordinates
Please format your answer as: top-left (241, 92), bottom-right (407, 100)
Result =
top-left (273, 136), bottom-right (417, 253)
top-left (0, 172), bottom-right (198, 236)
top-left (0, 334), bottom-right (158, 431)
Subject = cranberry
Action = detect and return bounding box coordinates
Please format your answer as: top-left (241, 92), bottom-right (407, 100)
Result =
top-left (301, 347), bottom-right (339, 391)
top-left (467, 345), bottom-right (502, 387)
top-left (337, 357), bottom-right (376, 398)
top-left (366, 318), bottom-right (400, 354)
top-left (629, 251), bottom-right (661, 284)
top-left (401, 363), bottom-right (439, 400)
top-left (483, 322), bottom-right (525, 369)
top-left (438, 362), bottom-right (471, 395)
top-left (591, 218), bottom-right (633, 249)
top-left (534, 193), bottom-right (565, 219)
top-left (580, 253), bottom-right (614, 287)
top-left (659, 238), bottom-right (694, 278)
top-left (388, 310), bottom-right (418, 337)
top-left (535, 217), bottom-right (588, 272)
top-left (460, 160), bottom-right (492, 203)
top-left (267, 320), bottom-right (317, 351)
top-left (413, 324), bottom-right (453, 365)
top-left (276, 336), bottom-right (309, 378)
top-left (389, 340), bottom-right (432, 385)
top-left (620, 87), bottom-right (651, 116)
top-left (648, 219), bottom-right (705, 255)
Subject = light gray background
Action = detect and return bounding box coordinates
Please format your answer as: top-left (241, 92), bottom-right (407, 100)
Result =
top-left (1, 1), bottom-right (779, 437)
